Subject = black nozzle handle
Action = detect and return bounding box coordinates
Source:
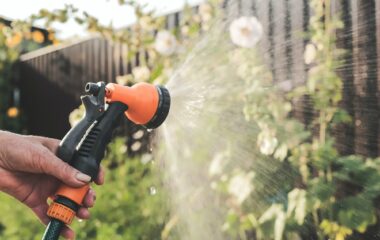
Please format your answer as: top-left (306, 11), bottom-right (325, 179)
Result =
top-left (72, 102), bottom-right (128, 179)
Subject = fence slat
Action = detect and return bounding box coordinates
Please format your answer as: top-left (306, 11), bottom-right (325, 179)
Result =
top-left (256, 0), bottom-right (271, 69)
top-left (351, 0), bottom-right (379, 157)
top-left (376, 0), bottom-right (380, 156)
top-left (272, 0), bottom-right (286, 83)
top-left (333, 0), bottom-right (355, 155)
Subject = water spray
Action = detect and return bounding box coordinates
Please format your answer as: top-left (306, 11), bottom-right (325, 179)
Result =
top-left (41, 82), bottom-right (170, 240)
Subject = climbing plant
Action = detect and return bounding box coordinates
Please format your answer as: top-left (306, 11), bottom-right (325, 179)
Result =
top-left (223, 0), bottom-right (380, 239)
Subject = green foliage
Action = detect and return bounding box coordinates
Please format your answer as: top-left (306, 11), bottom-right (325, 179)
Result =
top-left (0, 19), bottom-right (55, 132)
top-left (228, 0), bottom-right (380, 239)
top-left (74, 137), bottom-right (168, 240)
top-left (0, 193), bottom-right (42, 240)
top-left (0, 22), bottom-right (23, 132)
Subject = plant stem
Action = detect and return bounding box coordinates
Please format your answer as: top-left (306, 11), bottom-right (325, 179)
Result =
top-left (312, 210), bottom-right (324, 240)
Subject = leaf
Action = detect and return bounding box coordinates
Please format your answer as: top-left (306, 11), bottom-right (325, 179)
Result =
top-left (274, 144), bottom-right (288, 161)
top-left (259, 204), bottom-right (283, 224)
top-left (274, 211), bottom-right (286, 240)
top-left (335, 196), bottom-right (376, 232)
top-left (332, 109), bottom-right (351, 124)
top-left (258, 204), bottom-right (286, 240)
top-left (309, 177), bottom-right (335, 203)
top-left (286, 188), bottom-right (307, 225)
top-left (320, 220), bottom-right (353, 240)
top-left (363, 171), bottom-right (380, 199)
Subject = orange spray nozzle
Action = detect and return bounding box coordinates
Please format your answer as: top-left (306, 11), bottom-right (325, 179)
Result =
top-left (104, 82), bottom-right (170, 129)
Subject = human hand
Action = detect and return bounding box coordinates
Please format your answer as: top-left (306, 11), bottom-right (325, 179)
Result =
top-left (0, 131), bottom-right (105, 239)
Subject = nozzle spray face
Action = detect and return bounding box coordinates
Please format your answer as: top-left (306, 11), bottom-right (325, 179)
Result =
top-left (144, 85), bottom-right (171, 129)
top-left (105, 83), bottom-right (171, 128)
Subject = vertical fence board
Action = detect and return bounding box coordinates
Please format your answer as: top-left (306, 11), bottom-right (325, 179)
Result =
top-left (351, 0), bottom-right (379, 157)
top-left (113, 42), bottom-right (120, 78)
top-left (334, 0), bottom-right (355, 155)
top-left (241, 0), bottom-right (255, 16)
top-left (121, 43), bottom-right (128, 75)
top-left (80, 42), bottom-right (86, 87)
top-left (107, 41), bottom-right (113, 83)
top-left (272, 0), bottom-right (286, 83)
top-left (290, 0), bottom-right (305, 123)
top-left (166, 12), bottom-right (177, 30)
top-left (376, 0), bottom-right (380, 156)
top-left (256, 0), bottom-right (271, 70)
top-left (290, 0), bottom-right (305, 86)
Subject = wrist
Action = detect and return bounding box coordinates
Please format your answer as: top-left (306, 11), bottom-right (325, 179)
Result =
top-left (0, 131), bottom-right (7, 162)
top-left (0, 131), bottom-right (10, 191)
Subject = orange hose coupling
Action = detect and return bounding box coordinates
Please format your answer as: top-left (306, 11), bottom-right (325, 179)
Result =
top-left (47, 184), bottom-right (90, 225)
top-left (56, 184), bottom-right (90, 205)
top-left (47, 202), bottom-right (76, 225)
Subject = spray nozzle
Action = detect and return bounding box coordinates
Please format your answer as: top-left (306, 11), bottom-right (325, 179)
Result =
top-left (85, 82), bottom-right (102, 96)
top-left (104, 82), bottom-right (171, 129)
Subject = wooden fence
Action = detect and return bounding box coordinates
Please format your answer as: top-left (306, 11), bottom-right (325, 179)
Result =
top-left (18, 37), bottom-right (152, 155)
top-left (18, 0), bottom-right (380, 157)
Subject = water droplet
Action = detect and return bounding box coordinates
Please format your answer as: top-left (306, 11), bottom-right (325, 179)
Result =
top-left (131, 141), bottom-right (142, 152)
top-left (147, 129), bottom-right (153, 133)
top-left (141, 154), bottom-right (152, 164)
top-left (149, 186), bottom-right (157, 195)
top-left (78, 219), bottom-right (83, 223)
top-left (133, 130), bottom-right (144, 139)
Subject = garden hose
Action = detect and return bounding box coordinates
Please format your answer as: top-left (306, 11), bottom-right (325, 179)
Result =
top-left (42, 219), bottom-right (64, 240)
top-left (41, 82), bottom-right (170, 240)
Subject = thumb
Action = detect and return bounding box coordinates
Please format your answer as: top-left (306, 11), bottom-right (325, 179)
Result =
top-left (35, 146), bottom-right (92, 187)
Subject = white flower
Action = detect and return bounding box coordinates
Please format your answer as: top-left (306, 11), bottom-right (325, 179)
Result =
top-left (116, 75), bottom-right (129, 85)
top-left (209, 152), bottom-right (226, 176)
top-left (192, 14), bottom-right (201, 23)
top-left (228, 172), bottom-right (254, 204)
top-left (304, 43), bottom-right (317, 64)
top-left (181, 25), bottom-right (190, 36)
top-left (132, 66), bottom-right (151, 82)
top-left (139, 16), bottom-right (154, 31)
top-left (199, 3), bottom-right (213, 22)
top-left (258, 131), bottom-right (278, 155)
top-left (229, 16), bottom-right (263, 48)
top-left (199, 3), bottom-right (212, 16)
top-left (274, 144), bottom-right (288, 161)
top-left (154, 30), bottom-right (177, 56)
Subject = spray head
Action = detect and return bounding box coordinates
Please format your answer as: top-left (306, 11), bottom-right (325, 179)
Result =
top-left (102, 82), bottom-right (170, 129)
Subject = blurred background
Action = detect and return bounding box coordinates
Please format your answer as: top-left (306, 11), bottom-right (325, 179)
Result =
top-left (0, 0), bottom-right (380, 239)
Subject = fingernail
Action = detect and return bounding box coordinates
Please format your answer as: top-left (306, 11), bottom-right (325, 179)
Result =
top-left (89, 189), bottom-right (96, 201)
top-left (76, 172), bottom-right (91, 182)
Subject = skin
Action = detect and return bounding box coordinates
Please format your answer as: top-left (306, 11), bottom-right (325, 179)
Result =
top-left (0, 131), bottom-right (105, 239)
